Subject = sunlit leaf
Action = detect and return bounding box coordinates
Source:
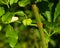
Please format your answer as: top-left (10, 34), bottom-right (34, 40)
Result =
top-left (14, 0), bottom-right (18, 3)
top-left (9, 0), bottom-right (14, 5)
top-left (44, 11), bottom-right (51, 22)
top-left (18, 0), bottom-right (30, 7)
top-left (9, 0), bottom-right (18, 5)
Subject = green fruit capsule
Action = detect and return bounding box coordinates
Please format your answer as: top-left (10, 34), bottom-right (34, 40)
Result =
top-left (22, 18), bottom-right (32, 26)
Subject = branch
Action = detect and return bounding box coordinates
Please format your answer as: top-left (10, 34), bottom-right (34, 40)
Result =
top-left (32, 4), bottom-right (47, 48)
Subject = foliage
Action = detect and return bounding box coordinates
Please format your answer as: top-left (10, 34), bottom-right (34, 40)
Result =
top-left (0, 0), bottom-right (60, 48)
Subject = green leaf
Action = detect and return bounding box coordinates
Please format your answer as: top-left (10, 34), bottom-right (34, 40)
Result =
top-left (35, 0), bottom-right (42, 2)
top-left (25, 10), bottom-right (33, 18)
top-left (15, 43), bottom-right (22, 48)
top-left (14, 0), bottom-right (18, 3)
top-left (9, 0), bottom-right (14, 5)
top-left (48, 3), bottom-right (54, 11)
top-left (2, 12), bottom-right (14, 24)
top-left (50, 39), bottom-right (56, 47)
top-left (15, 11), bottom-right (25, 16)
top-left (55, 16), bottom-right (60, 24)
top-left (36, 0), bottom-right (48, 2)
top-left (54, 27), bottom-right (60, 34)
top-left (0, 7), bottom-right (5, 17)
top-left (45, 35), bottom-right (50, 44)
top-left (18, 0), bottom-right (30, 7)
top-left (54, 1), bottom-right (60, 21)
top-left (44, 29), bottom-right (49, 35)
top-left (44, 11), bottom-right (51, 22)
top-left (40, 14), bottom-right (46, 22)
top-left (0, 0), bottom-right (7, 5)
top-left (6, 24), bottom-right (18, 48)
top-left (0, 0), bottom-right (9, 7)
top-left (8, 37), bottom-right (18, 48)
top-left (45, 22), bottom-right (54, 29)
top-left (9, 0), bottom-right (18, 5)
